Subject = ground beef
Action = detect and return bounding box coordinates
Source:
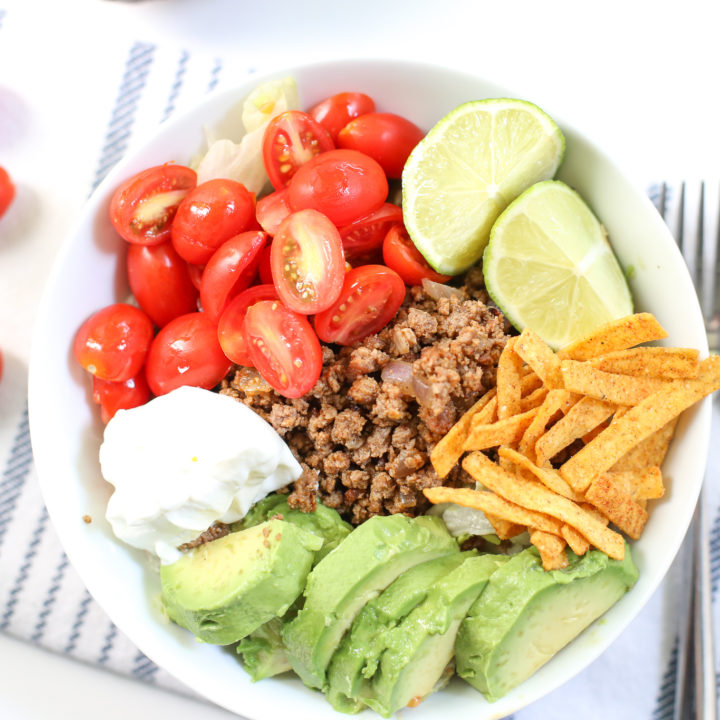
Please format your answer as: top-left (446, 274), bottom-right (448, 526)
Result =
top-left (220, 279), bottom-right (510, 525)
top-left (177, 522), bottom-right (230, 551)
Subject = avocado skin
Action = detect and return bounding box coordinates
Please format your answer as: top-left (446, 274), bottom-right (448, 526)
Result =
top-left (282, 514), bottom-right (458, 691)
top-left (161, 518), bottom-right (322, 645)
top-left (365, 553), bottom-right (508, 717)
top-left (455, 544), bottom-right (638, 702)
top-left (326, 551), bottom-right (471, 713)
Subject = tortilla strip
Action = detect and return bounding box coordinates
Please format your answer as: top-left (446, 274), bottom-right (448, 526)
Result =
top-left (529, 528), bottom-right (569, 570)
top-left (604, 467), bottom-right (665, 501)
top-left (561, 524), bottom-right (589, 556)
top-left (485, 513), bottom-right (527, 540)
top-left (560, 359), bottom-right (671, 405)
top-left (584, 475), bottom-right (649, 539)
top-left (498, 446), bottom-right (583, 502)
top-left (560, 355), bottom-right (720, 492)
top-left (558, 313), bottom-right (668, 361)
top-left (589, 347), bottom-right (700, 379)
top-left (462, 451), bottom-right (625, 560)
top-left (520, 386), bottom-right (549, 412)
top-left (464, 406), bottom-right (540, 451)
top-left (515, 328), bottom-right (564, 389)
top-left (497, 338), bottom-right (524, 420)
top-left (610, 417), bottom-right (678, 472)
top-left (518, 389), bottom-right (577, 460)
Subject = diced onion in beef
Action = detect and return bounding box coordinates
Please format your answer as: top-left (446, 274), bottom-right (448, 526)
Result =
top-left (381, 360), bottom-right (414, 393)
top-left (421, 278), bottom-right (465, 301)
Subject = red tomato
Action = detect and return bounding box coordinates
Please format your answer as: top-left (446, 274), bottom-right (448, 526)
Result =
top-left (92, 371), bottom-right (151, 423)
top-left (127, 241), bottom-right (199, 328)
top-left (270, 210), bottom-right (345, 315)
top-left (109, 164), bottom-right (196, 245)
top-left (256, 188), bottom-right (292, 235)
top-left (337, 113), bottom-right (424, 179)
top-left (171, 178), bottom-right (255, 265)
top-left (0, 166), bottom-right (16, 219)
top-left (217, 284), bottom-right (278, 366)
top-left (145, 312), bottom-right (232, 395)
top-left (244, 300), bottom-right (322, 398)
top-left (382, 224), bottom-right (452, 286)
top-left (339, 202), bottom-right (403, 259)
top-left (287, 149), bottom-right (388, 227)
top-left (314, 265), bottom-right (405, 346)
top-left (257, 244), bottom-right (273, 284)
top-left (263, 111), bottom-right (334, 190)
top-left (187, 263), bottom-right (204, 291)
top-left (308, 92), bottom-right (376, 142)
top-left (74, 304), bottom-right (153, 382)
top-left (200, 231), bottom-right (266, 323)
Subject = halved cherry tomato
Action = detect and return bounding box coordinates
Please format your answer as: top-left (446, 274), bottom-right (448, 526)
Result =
top-left (92, 371), bottom-right (151, 423)
top-left (257, 244), bottom-right (273, 284)
top-left (171, 178), bottom-right (255, 265)
top-left (256, 188), bottom-right (292, 235)
top-left (287, 149), bottom-right (388, 227)
top-left (314, 265), bottom-right (405, 346)
top-left (337, 113), bottom-right (424, 179)
top-left (308, 92), bottom-right (376, 142)
top-left (339, 202), bottom-right (403, 259)
top-left (109, 164), bottom-right (196, 245)
top-left (0, 166), bottom-right (16, 220)
top-left (217, 284), bottom-right (279, 366)
top-left (382, 224), bottom-right (452, 286)
top-left (263, 111), bottom-right (334, 190)
top-left (244, 300), bottom-right (322, 398)
top-left (199, 230), bottom-right (266, 323)
top-left (74, 303), bottom-right (154, 382)
top-left (127, 241), bottom-right (199, 328)
top-left (145, 312), bottom-right (232, 396)
top-left (270, 210), bottom-right (344, 315)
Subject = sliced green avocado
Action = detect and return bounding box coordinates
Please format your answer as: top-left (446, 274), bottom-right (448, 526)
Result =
top-left (235, 606), bottom-right (297, 681)
top-left (161, 518), bottom-right (322, 645)
top-left (282, 514), bottom-right (458, 690)
top-left (326, 551), bottom-right (470, 713)
top-left (239, 495), bottom-right (352, 563)
top-left (364, 553), bottom-right (508, 717)
top-left (455, 544), bottom-right (638, 702)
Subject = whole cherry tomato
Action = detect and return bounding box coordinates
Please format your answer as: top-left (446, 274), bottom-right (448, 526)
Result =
top-left (256, 188), bottom-right (292, 235)
top-left (145, 312), bottom-right (232, 396)
top-left (92, 371), bottom-right (151, 423)
top-left (74, 303), bottom-right (154, 382)
top-left (171, 178), bottom-right (255, 265)
top-left (263, 111), bottom-right (334, 190)
top-left (217, 284), bottom-right (278, 366)
top-left (287, 149), bottom-right (388, 227)
top-left (314, 265), bottom-right (406, 346)
top-left (270, 210), bottom-right (344, 315)
top-left (337, 113), bottom-right (424, 179)
top-left (244, 300), bottom-right (323, 398)
top-left (382, 224), bottom-right (452, 286)
top-left (187, 263), bottom-right (204, 291)
top-left (0, 166), bottom-right (16, 219)
top-left (109, 164), bottom-right (196, 245)
top-left (199, 230), bottom-right (266, 323)
top-left (308, 92), bottom-right (376, 142)
top-left (127, 241), bottom-right (199, 327)
top-left (338, 202), bottom-right (403, 259)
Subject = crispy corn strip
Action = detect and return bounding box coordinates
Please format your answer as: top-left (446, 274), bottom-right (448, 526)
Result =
top-left (560, 359), bottom-right (671, 405)
top-left (498, 446), bottom-right (583, 501)
top-left (520, 386), bottom-right (549, 412)
top-left (515, 328), bottom-right (564, 389)
top-left (529, 528), bottom-right (569, 570)
top-left (585, 475), bottom-right (649, 539)
top-left (604, 467), bottom-right (665, 501)
top-left (520, 371), bottom-right (544, 396)
top-left (485, 513), bottom-right (526, 540)
top-left (558, 313), bottom-right (668, 361)
top-left (589, 347), bottom-right (700, 379)
top-left (534, 396), bottom-right (616, 467)
top-left (462, 451), bottom-right (625, 560)
top-left (497, 338), bottom-right (524, 420)
top-left (518, 389), bottom-right (577, 459)
top-left (423, 486), bottom-right (561, 535)
top-left (610, 417), bottom-right (678, 472)
top-left (464, 407), bottom-right (540, 451)
top-left (560, 356), bottom-right (720, 492)
top-left (560, 525), bottom-right (590, 556)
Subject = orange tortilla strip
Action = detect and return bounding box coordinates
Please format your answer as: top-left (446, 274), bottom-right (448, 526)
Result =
top-left (485, 513), bottom-right (527, 540)
top-left (558, 313), bottom-right (668, 361)
top-left (498, 446), bottom-right (583, 502)
top-left (462, 451), bottom-right (625, 560)
top-left (560, 524), bottom-right (590, 556)
top-left (464, 406), bottom-right (539, 451)
top-left (584, 475), bottom-right (649, 539)
top-left (604, 467), bottom-right (665, 502)
top-left (610, 417), bottom-right (678, 472)
top-left (497, 338), bottom-right (524, 420)
top-left (515, 328), bottom-right (564, 389)
top-left (518, 389), bottom-right (577, 460)
top-left (560, 355), bottom-right (720, 492)
top-left (529, 528), bottom-right (569, 570)
top-left (589, 347), bottom-right (700, 379)
top-left (520, 386), bottom-right (549, 412)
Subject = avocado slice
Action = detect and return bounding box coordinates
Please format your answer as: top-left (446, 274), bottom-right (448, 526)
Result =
top-left (326, 551), bottom-right (470, 713)
top-left (161, 518), bottom-right (322, 645)
top-left (282, 514), bottom-right (458, 690)
top-left (364, 553), bottom-right (508, 717)
top-left (235, 608), bottom-right (297, 681)
top-left (455, 544), bottom-right (639, 702)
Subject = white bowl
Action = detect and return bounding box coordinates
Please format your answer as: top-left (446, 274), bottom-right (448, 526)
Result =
top-left (28, 59), bottom-right (710, 719)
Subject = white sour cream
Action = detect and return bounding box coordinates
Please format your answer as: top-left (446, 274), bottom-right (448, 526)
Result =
top-left (100, 385), bottom-right (302, 565)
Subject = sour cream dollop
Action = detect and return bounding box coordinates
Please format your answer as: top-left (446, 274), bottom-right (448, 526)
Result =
top-left (100, 386), bottom-right (302, 564)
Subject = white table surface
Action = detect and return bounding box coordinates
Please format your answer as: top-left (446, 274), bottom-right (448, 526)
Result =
top-left (1, 0), bottom-right (719, 718)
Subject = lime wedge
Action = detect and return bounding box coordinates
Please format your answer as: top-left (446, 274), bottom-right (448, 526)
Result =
top-left (483, 180), bottom-right (633, 349)
top-left (402, 98), bottom-right (565, 275)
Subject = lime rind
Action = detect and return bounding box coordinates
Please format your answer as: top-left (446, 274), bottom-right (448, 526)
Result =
top-left (482, 180), bottom-right (633, 349)
top-left (402, 98), bottom-right (565, 276)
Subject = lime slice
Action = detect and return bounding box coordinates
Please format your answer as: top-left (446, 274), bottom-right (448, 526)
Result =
top-left (483, 180), bottom-right (633, 349)
top-left (402, 98), bottom-right (565, 275)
